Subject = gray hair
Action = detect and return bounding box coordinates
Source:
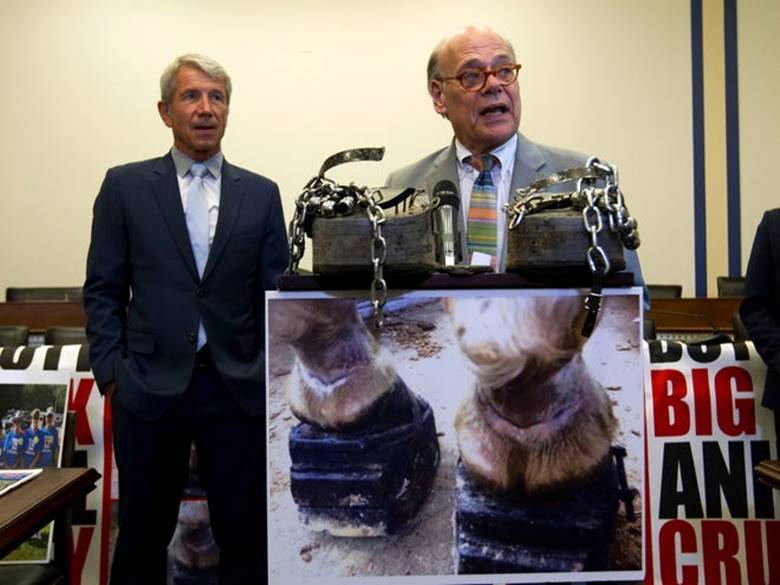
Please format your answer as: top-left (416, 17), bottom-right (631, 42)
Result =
top-left (426, 27), bottom-right (516, 94)
top-left (159, 53), bottom-right (232, 105)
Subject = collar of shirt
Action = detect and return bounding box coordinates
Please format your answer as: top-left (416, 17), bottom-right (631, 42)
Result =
top-left (454, 134), bottom-right (518, 271)
top-left (171, 146), bottom-right (224, 180)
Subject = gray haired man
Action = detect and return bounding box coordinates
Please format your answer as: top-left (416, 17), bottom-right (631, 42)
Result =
top-left (387, 26), bottom-right (645, 291)
top-left (84, 53), bottom-right (288, 584)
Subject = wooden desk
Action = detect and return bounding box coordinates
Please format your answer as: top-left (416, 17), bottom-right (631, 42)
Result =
top-left (0, 467), bottom-right (100, 558)
top-left (0, 301), bottom-right (85, 330)
top-left (647, 297), bottom-right (740, 334)
top-left (0, 295), bottom-right (741, 336)
top-left (755, 460), bottom-right (780, 490)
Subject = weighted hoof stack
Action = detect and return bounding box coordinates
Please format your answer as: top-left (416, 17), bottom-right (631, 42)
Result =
top-left (288, 379), bottom-right (440, 536)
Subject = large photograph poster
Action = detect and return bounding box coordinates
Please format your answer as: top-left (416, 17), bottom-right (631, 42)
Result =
top-left (645, 340), bottom-right (780, 584)
top-left (266, 288), bottom-right (645, 584)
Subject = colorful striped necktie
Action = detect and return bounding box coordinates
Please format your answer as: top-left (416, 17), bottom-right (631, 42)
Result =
top-left (466, 154), bottom-right (499, 262)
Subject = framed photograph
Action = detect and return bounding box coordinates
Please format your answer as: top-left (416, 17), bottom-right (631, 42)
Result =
top-left (266, 287), bottom-right (645, 584)
top-left (0, 369), bottom-right (70, 563)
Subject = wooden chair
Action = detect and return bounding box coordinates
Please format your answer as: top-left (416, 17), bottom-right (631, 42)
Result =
top-left (0, 325), bottom-right (29, 347)
top-left (647, 284), bottom-right (683, 299)
top-left (44, 328), bottom-right (88, 346)
top-left (643, 318), bottom-right (657, 341)
top-left (732, 311), bottom-right (750, 342)
top-left (0, 412), bottom-right (78, 584)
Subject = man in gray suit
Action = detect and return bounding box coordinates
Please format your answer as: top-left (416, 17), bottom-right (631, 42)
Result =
top-left (386, 25), bottom-right (645, 289)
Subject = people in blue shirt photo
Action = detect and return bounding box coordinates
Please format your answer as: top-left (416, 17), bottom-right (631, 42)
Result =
top-left (0, 425), bottom-right (5, 469)
top-left (4, 414), bottom-right (25, 469)
top-left (22, 408), bottom-right (44, 468)
top-left (40, 408), bottom-right (60, 467)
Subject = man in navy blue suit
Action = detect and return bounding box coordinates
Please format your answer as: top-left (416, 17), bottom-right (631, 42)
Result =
top-left (741, 208), bottom-right (780, 414)
top-left (84, 53), bottom-right (288, 584)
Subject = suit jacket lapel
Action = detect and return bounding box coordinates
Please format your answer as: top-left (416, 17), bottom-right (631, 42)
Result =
top-left (423, 144), bottom-right (459, 199)
top-left (510, 132), bottom-right (549, 193)
top-left (202, 160), bottom-right (243, 282)
top-left (151, 154), bottom-right (200, 280)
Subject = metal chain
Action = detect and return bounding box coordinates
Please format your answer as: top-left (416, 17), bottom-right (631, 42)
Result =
top-left (285, 179), bottom-right (390, 328)
top-left (578, 160), bottom-right (611, 338)
top-left (505, 158), bottom-right (640, 252)
top-left (365, 191), bottom-right (388, 328)
top-left (504, 157), bottom-right (641, 337)
top-left (286, 179), bottom-right (316, 275)
top-left (287, 147), bottom-right (385, 275)
top-left (582, 186), bottom-right (610, 276)
top-left (286, 147), bottom-right (399, 328)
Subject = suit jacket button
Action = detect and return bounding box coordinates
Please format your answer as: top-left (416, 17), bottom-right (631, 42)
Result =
top-left (196, 288), bottom-right (205, 297)
top-left (188, 332), bottom-right (196, 344)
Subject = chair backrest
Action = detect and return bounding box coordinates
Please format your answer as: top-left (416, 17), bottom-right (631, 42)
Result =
top-left (716, 276), bottom-right (746, 298)
top-left (44, 327), bottom-right (88, 346)
top-left (643, 318), bottom-right (657, 341)
top-left (0, 325), bottom-right (29, 347)
top-left (5, 287), bottom-right (83, 302)
top-left (647, 284), bottom-right (683, 299)
top-left (732, 311), bottom-right (750, 341)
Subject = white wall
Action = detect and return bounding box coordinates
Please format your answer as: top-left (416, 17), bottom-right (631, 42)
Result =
top-left (0, 0), bottom-right (695, 295)
top-left (739, 0), bottom-right (780, 269)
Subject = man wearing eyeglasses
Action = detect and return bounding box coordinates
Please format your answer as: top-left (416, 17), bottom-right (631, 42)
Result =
top-left (387, 25), bottom-right (644, 288)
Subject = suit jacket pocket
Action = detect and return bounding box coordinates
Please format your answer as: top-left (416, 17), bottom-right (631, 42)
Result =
top-left (125, 328), bottom-right (154, 355)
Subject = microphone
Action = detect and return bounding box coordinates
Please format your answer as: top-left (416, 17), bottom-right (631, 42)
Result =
top-left (432, 180), bottom-right (461, 266)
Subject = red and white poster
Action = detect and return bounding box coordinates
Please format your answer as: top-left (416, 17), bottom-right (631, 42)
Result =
top-left (645, 340), bottom-right (779, 585)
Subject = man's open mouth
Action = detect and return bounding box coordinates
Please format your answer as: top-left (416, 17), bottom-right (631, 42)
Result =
top-left (479, 104), bottom-right (509, 117)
